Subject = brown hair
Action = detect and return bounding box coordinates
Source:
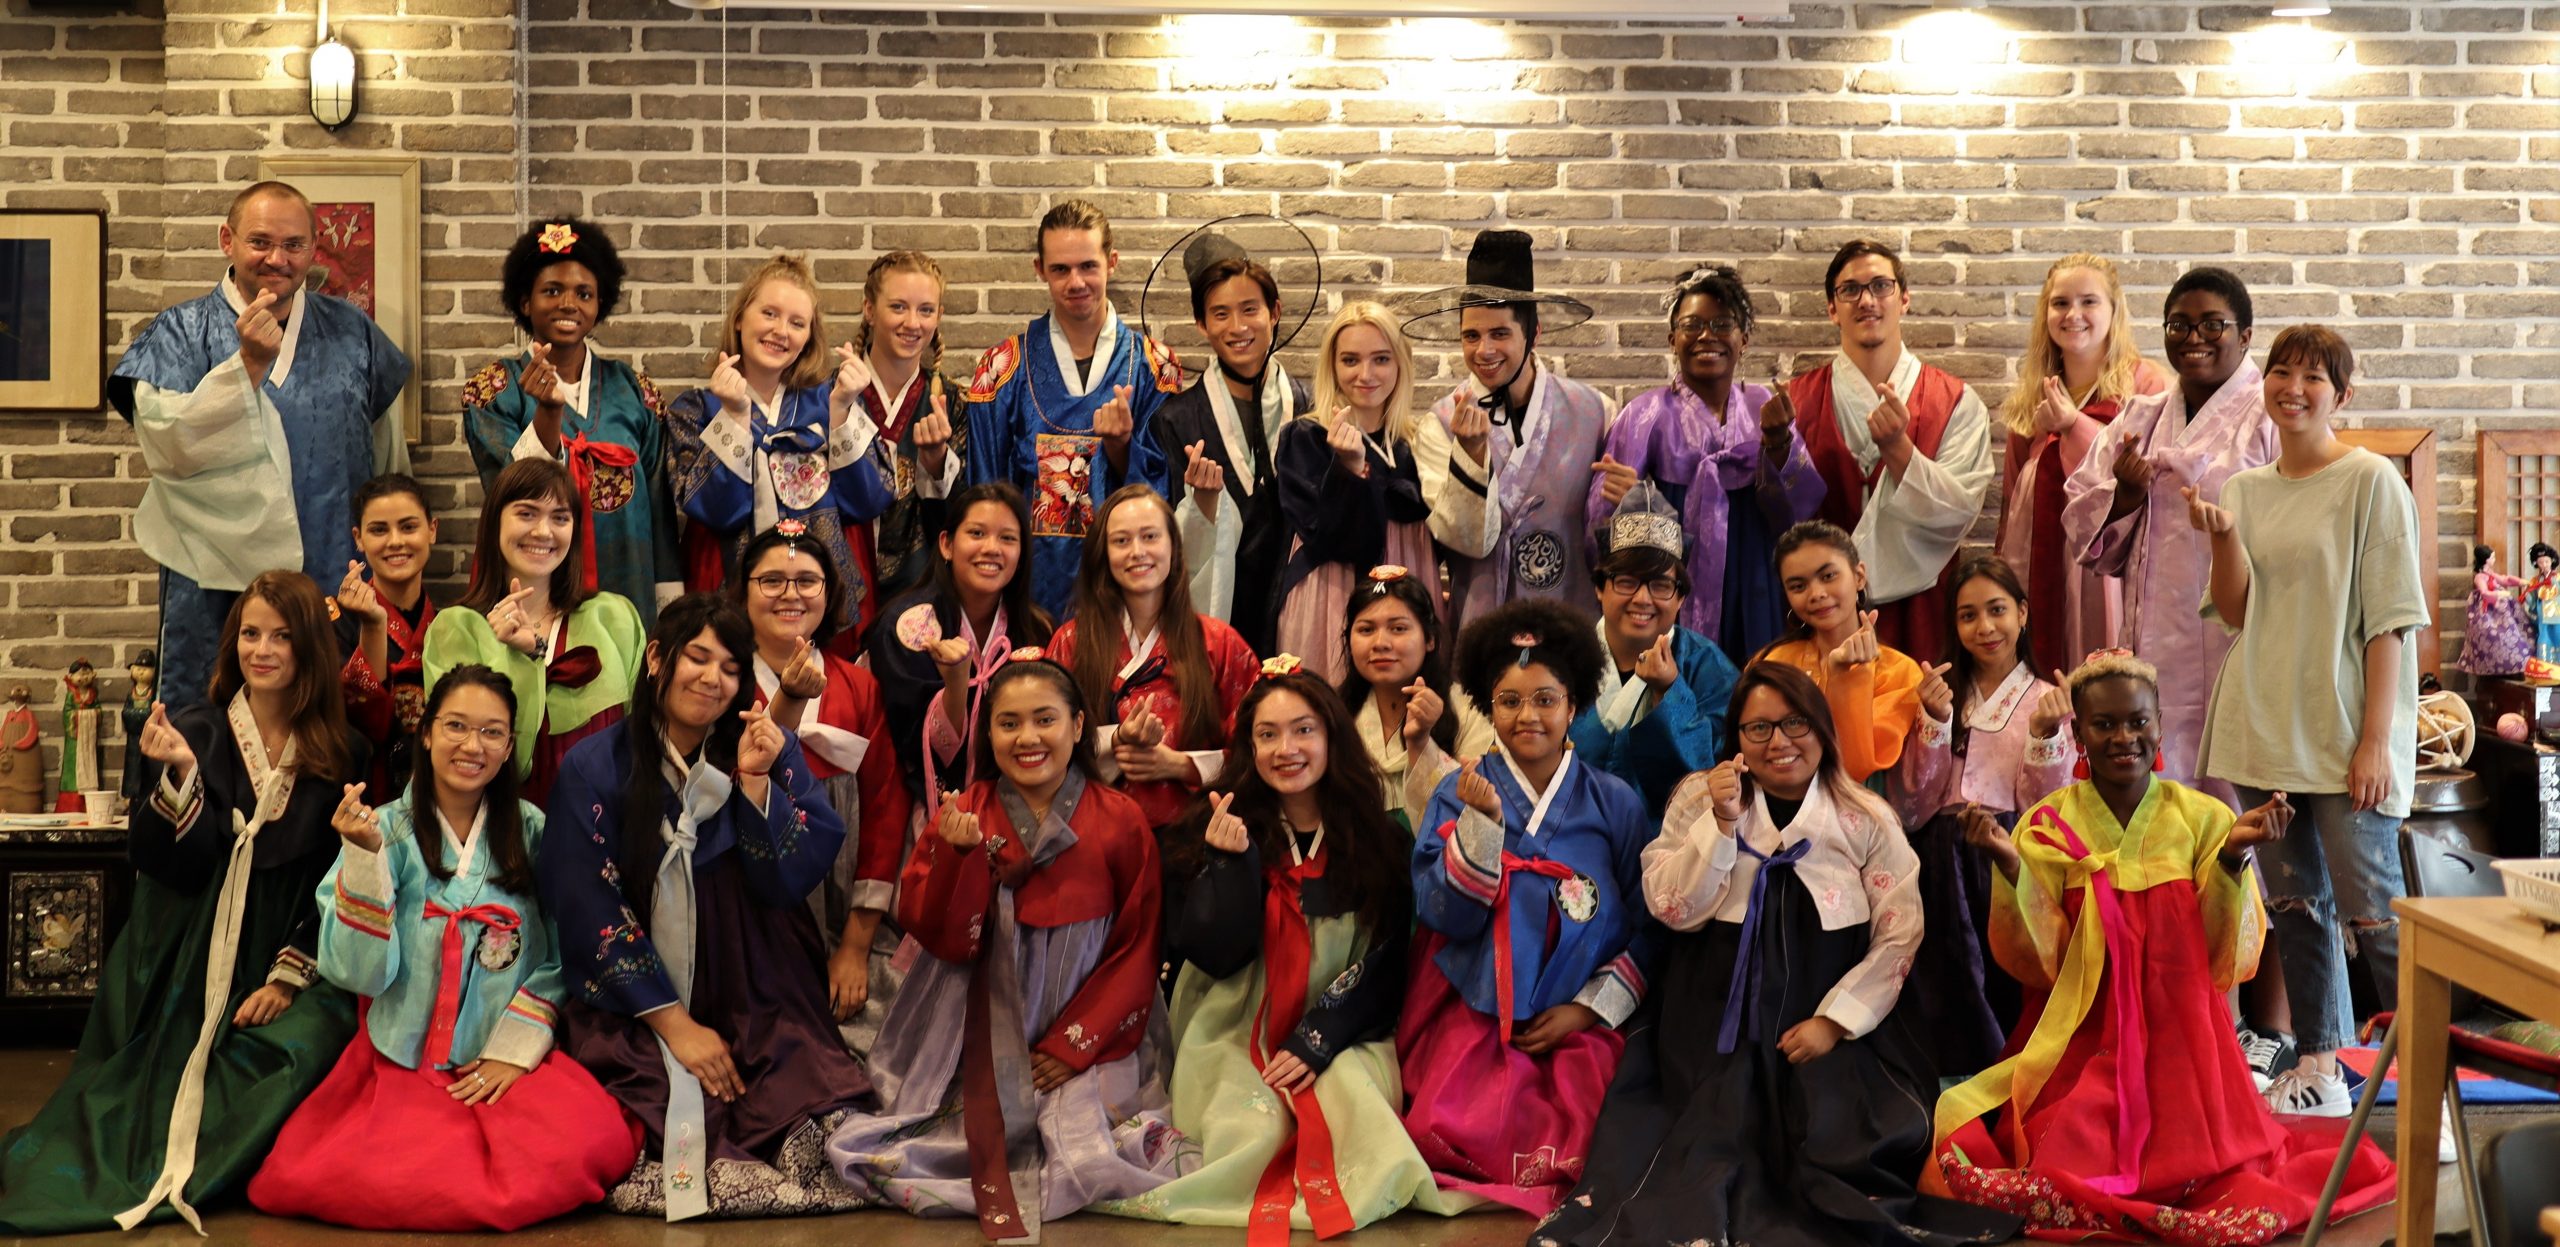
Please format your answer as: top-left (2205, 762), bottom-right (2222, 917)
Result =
top-left (2263, 323), bottom-right (2356, 391)
top-left (1823, 238), bottom-right (1906, 299)
top-left (458, 458), bottom-right (594, 617)
top-left (855, 249), bottom-right (947, 376)
top-left (715, 253), bottom-right (831, 391)
top-left (2001, 254), bottom-right (2151, 439)
top-left (1035, 198), bottom-right (1115, 262)
top-left (209, 570), bottom-right (354, 780)
top-left (1068, 485), bottom-right (1226, 754)
top-left (226, 180), bottom-right (313, 232)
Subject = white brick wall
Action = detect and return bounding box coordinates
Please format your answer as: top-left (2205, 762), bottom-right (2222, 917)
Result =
top-left (4, 0), bottom-right (2555, 777)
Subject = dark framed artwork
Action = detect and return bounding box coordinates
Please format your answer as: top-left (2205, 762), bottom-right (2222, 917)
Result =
top-left (0, 209), bottom-right (107, 414)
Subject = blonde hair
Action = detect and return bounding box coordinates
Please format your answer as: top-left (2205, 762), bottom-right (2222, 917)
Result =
top-left (855, 250), bottom-right (948, 376)
top-left (1308, 300), bottom-right (1419, 447)
top-left (716, 253), bottom-right (831, 392)
top-left (2003, 253), bottom-right (2148, 439)
top-left (2065, 651), bottom-right (2159, 705)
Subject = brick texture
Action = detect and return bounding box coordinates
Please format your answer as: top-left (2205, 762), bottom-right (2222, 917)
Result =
top-left (3, 0), bottom-right (2551, 780)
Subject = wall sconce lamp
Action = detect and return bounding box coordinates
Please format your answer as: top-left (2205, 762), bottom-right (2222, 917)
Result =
top-left (310, 0), bottom-right (355, 129)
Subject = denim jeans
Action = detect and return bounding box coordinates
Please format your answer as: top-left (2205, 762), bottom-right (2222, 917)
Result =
top-left (2238, 786), bottom-right (2406, 1056)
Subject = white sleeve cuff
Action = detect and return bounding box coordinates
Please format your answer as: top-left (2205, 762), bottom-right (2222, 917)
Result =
top-left (1916, 710), bottom-right (1952, 749)
top-left (1574, 970), bottom-right (1640, 1029)
top-left (510, 422), bottom-right (554, 463)
top-left (827, 408), bottom-right (880, 469)
top-left (702, 410), bottom-right (756, 482)
top-left (916, 446), bottom-right (962, 499)
top-left (478, 1013), bottom-right (557, 1069)
top-left (1185, 748), bottom-right (1224, 786)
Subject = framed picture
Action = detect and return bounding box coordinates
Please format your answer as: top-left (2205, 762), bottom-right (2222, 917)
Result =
top-left (0, 209), bottom-right (106, 414)
top-left (254, 156), bottom-right (422, 443)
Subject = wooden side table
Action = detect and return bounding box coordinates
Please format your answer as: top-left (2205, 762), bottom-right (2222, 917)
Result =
top-left (2394, 896), bottom-right (2560, 1247)
top-left (0, 816), bottom-right (132, 1046)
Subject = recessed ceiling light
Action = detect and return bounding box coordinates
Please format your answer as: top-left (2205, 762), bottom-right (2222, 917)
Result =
top-left (2271, 3), bottom-right (2330, 15)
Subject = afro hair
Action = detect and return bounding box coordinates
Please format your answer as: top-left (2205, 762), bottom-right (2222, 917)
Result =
top-left (500, 217), bottom-right (625, 336)
top-left (1452, 598), bottom-right (1604, 716)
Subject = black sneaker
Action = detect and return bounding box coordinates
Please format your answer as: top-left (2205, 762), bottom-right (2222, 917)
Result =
top-left (2237, 1026), bottom-right (2295, 1092)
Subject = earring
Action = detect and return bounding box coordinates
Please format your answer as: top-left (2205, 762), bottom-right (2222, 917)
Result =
top-left (2151, 750), bottom-right (2166, 773)
top-left (2071, 755), bottom-right (2090, 781)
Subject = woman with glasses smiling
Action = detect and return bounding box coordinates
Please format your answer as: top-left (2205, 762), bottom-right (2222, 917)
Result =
top-left (250, 666), bottom-right (635, 1231)
top-left (1399, 599), bottom-right (1656, 1218)
top-left (1567, 483), bottom-right (1738, 817)
top-left (729, 521), bottom-right (912, 1059)
top-left (1587, 264), bottom-right (1824, 667)
top-left (2059, 266), bottom-right (2272, 809)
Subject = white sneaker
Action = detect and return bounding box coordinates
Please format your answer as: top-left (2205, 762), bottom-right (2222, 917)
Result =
top-left (2265, 1066), bottom-right (2352, 1118)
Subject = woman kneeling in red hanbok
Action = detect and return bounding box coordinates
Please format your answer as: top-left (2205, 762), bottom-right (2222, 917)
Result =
top-left (251, 665), bottom-right (635, 1230)
top-left (1927, 652), bottom-right (2395, 1245)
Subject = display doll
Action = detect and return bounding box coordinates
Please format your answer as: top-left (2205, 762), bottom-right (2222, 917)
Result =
top-left (2457, 544), bottom-right (2532, 678)
top-left (2529, 542), bottom-right (2560, 684)
top-left (121, 650), bottom-right (158, 802)
top-left (0, 685), bottom-right (42, 814)
top-left (57, 659), bottom-right (102, 811)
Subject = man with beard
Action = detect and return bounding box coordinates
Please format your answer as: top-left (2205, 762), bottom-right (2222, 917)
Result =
top-left (110, 180), bottom-right (411, 707)
top-left (1786, 238), bottom-right (1994, 663)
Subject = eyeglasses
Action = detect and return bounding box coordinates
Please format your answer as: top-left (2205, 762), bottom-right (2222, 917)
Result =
top-left (1491, 691), bottom-right (1568, 713)
top-left (1736, 715), bottom-right (1816, 744)
top-left (1830, 276), bottom-right (1901, 305)
top-left (2162, 318), bottom-right (2237, 342)
top-left (1671, 316), bottom-right (1742, 338)
top-left (1607, 575), bottom-right (1684, 601)
top-left (433, 718), bottom-right (512, 746)
top-left (241, 235), bottom-right (314, 258)
top-left (749, 573), bottom-right (827, 597)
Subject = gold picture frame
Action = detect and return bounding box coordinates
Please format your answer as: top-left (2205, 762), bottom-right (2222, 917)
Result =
top-left (253, 156), bottom-right (422, 443)
top-left (0, 209), bottom-right (107, 414)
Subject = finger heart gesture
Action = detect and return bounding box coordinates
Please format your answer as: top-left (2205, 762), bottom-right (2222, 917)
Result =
top-left (138, 702), bottom-right (194, 770)
top-left (1703, 758), bottom-right (1746, 827)
top-left (1917, 661), bottom-right (1955, 721)
top-left (2028, 669), bottom-right (2073, 739)
top-left (331, 782), bottom-right (384, 850)
top-left (938, 801), bottom-right (984, 849)
top-left (1203, 791), bottom-right (1249, 854)
top-left (1635, 633), bottom-right (1678, 692)
top-left (709, 352), bottom-right (751, 415)
top-left (1455, 756), bottom-right (1501, 818)
top-left (736, 704), bottom-right (785, 774)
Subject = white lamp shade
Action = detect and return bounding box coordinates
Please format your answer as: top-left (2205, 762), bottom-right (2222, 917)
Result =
top-left (310, 37), bottom-right (355, 128)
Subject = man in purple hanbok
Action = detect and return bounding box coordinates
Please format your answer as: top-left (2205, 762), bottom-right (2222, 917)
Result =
top-left (1396, 230), bottom-right (1616, 634)
top-left (1587, 264), bottom-right (1823, 668)
top-left (2058, 267), bottom-right (2272, 806)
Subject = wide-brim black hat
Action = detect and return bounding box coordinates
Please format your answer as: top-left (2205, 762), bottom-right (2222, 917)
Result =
top-left (1138, 213), bottom-right (1322, 352)
top-left (1392, 228), bottom-right (1593, 342)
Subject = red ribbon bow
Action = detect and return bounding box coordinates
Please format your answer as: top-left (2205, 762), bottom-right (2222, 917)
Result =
top-left (1246, 846), bottom-right (1355, 1244)
top-left (560, 431), bottom-right (637, 594)
top-left (420, 899), bottom-right (522, 1071)
top-left (546, 646), bottom-right (603, 690)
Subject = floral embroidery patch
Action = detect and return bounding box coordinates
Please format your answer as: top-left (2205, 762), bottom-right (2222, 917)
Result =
top-left (588, 461), bottom-right (635, 514)
top-left (478, 925), bottom-right (523, 971)
top-left (1557, 872), bottom-right (1599, 923)
top-left (770, 449), bottom-right (829, 511)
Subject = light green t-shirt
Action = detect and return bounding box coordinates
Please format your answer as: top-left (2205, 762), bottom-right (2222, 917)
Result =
top-left (2197, 447), bottom-right (2428, 818)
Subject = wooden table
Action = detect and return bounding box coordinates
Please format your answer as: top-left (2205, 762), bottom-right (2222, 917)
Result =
top-left (2394, 896), bottom-right (2560, 1246)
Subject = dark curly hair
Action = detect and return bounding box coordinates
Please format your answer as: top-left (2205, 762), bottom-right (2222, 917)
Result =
top-left (1666, 262), bottom-right (1756, 337)
top-left (500, 217), bottom-right (626, 336)
top-left (2165, 264), bottom-right (2253, 331)
top-left (1452, 598), bottom-right (1604, 717)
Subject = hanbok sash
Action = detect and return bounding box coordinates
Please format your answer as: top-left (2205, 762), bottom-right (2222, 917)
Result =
top-left (1247, 829), bottom-right (1356, 1245)
top-left (920, 606), bottom-right (1014, 814)
top-left (561, 429), bottom-right (639, 593)
top-left (116, 693), bottom-right (298, 1233)
top-left (1715, 831), bottom-right (1814, 1054)
top-left (958, 776), bottom-right (1085, 1244)
top-left (421, 898), bottom-right (521, 1072)
top-left (649, 752), bottom-right (734, 1222)
top-left (1927, 800), bottom-right (2153, 1197)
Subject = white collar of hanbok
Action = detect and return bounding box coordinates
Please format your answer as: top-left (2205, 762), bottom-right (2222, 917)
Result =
top-left (867, 365), bottom-right (921, 422)
top-left (1591, 618), bottom-right (1656, 732)
top-left (751, 652), bottom-right (871, 775)
top-left (1200, 359), bottom-right (1291, 493)
top-left (1495, 743), bottom-right (1573, 842)
top-left (1827, 348), bottom-right (1921, 421)
top-left (1048, 305), bottom-right (1121, 399)
top-left (1965, 661), bottom-right (2039, 735)
top-left (220, 273), bottom-right (309, 387)
top-left (433, 799), bottom-right (488, 880)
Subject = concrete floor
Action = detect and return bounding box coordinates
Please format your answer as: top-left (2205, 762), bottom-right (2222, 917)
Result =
top-left (0, 1046), bottom-right (2466, 1247)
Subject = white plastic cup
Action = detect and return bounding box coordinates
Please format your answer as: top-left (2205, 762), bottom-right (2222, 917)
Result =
top-left (82, 790), bottom-right (118, 825)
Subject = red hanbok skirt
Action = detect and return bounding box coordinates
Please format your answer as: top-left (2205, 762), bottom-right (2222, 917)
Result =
top-left (250, 1009), bottom-right (638, 1231)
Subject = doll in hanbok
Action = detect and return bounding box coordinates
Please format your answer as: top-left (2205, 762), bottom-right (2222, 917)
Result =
top-left (250, 665), bottom-right (635, 1230)
top-left (1098, 663), bottom-right (1446, 1238)
top-left (1052, 484), bottom-right (1260, 829)
top-left (2530, 542), bottom-right (2560, 681)
top-left (1333, 566), bottom-right (1492, 830)
top-left (869, 482), bottom-right (1055, 811)
top-left (422, 457), bottom-right (644, 807)
top-left (829, 653), bottom-right (1183, 1237)
top-left (464, 217), bottom-right (680, 625)
top-left (541, 593), bottom-right (873, 1219)
top-left (1754, 520), bottom-right (1923, 783)
top-left (1885, 553), bottom-right (2074, 1077)
top-left (1540, 662), bottom-right (2017, 1247)
top-left (729, 522), bottom-right (913, 1057)
top-left (1400, 599), bottom-right (1657, 1216)
top-left (666, 253), bottom-right (895, 614)
top-left (1930, 653), bottom-right (2396, 1243)
top-left (2456, 544), bottom-right (2532, 678)
top-left (0, 573), bottom-right (364, 1233)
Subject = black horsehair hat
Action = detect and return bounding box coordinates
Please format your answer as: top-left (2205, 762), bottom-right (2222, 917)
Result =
top-left (1392, 228), bottom-right (1594, 342)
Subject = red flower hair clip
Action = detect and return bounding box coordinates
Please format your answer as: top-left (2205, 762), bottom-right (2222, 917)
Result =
top-left (1260, 654), bottom-right (1303, 679)
top-left (537, 222), bottom-right (579, 254)
top-left (1512, 630), bottom-right (1540, 668)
